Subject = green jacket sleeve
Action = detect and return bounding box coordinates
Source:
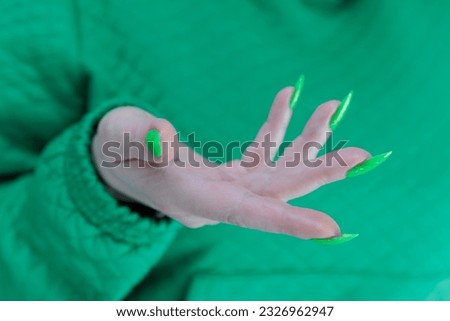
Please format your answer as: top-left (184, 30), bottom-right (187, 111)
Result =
top-left (0, 0), bottom-right (179, 300)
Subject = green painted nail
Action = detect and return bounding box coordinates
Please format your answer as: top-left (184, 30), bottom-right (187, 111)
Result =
top-left (346, 151), bottom-right (393, 178)
top-left (329, 90), bottom-right (353, 131)
top-left (312, 233), bottom-right (359, 245)
top-left (145, 129), bottom-right (162, 158)
top-left (289, 74), bottom-right (305, 110)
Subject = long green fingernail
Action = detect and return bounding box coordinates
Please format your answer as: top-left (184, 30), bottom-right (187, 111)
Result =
top-left (289, 74), bottom-right (305, 110)
top-left (346, 151), bottom-right (393, 178)
top-left (329, 90), bottom-right (353, 131)
top-left (146, 129), bottom-right (162, 158)
top-left (312, 233), bottom-right (359, 245)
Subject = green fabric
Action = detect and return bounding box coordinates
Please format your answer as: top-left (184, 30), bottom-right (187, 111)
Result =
top-left (1, 0), bottom-right (449, 300)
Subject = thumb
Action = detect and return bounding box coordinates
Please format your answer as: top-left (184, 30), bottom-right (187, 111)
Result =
top-left (95, 106), bottom-right (178, 166)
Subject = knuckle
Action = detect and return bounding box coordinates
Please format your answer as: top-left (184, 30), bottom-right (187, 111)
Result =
top-left (223, 211), bottom-right (241, 226)
top-left (98, 106), bottom-right (136, 136)
top-left (102, 106), bottom-right (138, 124)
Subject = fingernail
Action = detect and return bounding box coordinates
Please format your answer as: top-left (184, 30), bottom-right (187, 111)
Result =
top-left (289, 74), bottom-right (305, 110)
top-left (312, 233), bottom-right (359, 245)
top-left (146, 129), bottom-right (162, 158)
top-left (329, 90), bottom-right (353, 131)
top-left (346, 151), bottom-right (393, 178)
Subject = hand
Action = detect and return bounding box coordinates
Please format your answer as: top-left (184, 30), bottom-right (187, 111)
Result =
top-left (92, 87), bottom-right (370, 239)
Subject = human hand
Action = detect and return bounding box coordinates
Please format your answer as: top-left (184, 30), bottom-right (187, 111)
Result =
top-left (92, 86), bottom-right (389, 240)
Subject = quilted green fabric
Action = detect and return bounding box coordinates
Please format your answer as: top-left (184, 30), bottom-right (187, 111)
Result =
top-left (1, 0), bottom-right (450, 300)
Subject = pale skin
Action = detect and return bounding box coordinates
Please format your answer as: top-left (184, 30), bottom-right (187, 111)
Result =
top-left (92, 87), bottom-right (370, 239)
